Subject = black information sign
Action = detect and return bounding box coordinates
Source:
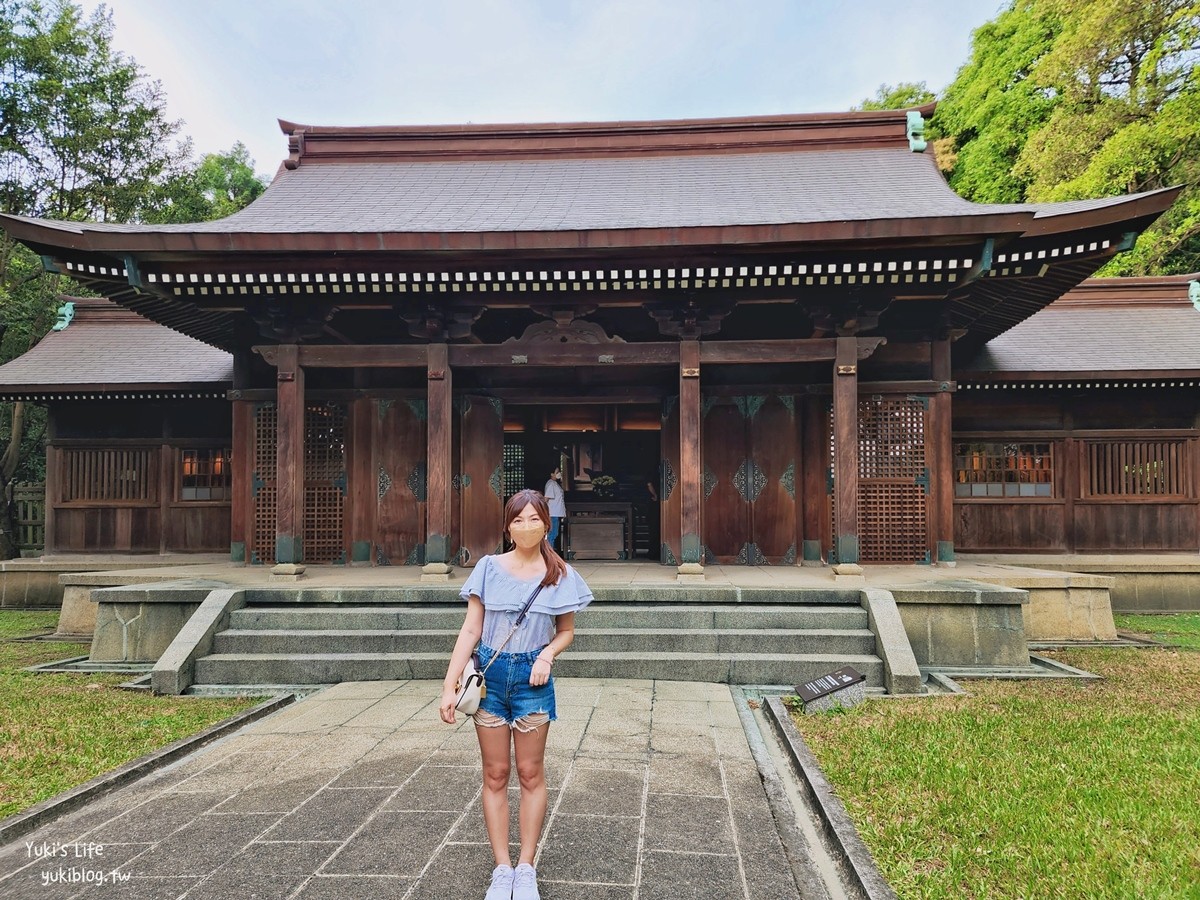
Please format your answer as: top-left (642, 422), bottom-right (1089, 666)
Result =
top-left (795, 666), bottom-right (866, 704)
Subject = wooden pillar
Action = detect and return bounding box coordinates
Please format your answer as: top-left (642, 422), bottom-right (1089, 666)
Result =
top-left (158, 443), bottom-right (172, 554)
top-left (424, 342), bottom-right (454, 577)
top-left (678, 340), bottom-right (703, 576)
top-left (833, 337), bottom-right (859, 564)
top-left (44, 412), bottom-right (58, 554)
top-left (931, 339), bottom-right (955, 564)
top-left (1063, 436), bottom-right (1078, 553)
top-left (274, 344), bottom-right (305, 566)
top-left (800, 395), bottom-right (826, 565)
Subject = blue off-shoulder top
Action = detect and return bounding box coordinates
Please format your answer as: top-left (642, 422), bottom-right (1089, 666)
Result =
top-left (458, 555), bottom-right (593, 653)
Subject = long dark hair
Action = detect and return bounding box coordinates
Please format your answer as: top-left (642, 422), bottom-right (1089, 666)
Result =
top-left (504, 488), bottom-right (567, 587)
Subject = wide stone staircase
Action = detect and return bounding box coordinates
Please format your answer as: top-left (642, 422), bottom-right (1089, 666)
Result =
top-left (189, 597), bottom-right (885, 693)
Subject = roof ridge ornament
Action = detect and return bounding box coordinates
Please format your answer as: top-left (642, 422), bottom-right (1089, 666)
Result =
top-left (906, 110), bottom-right (927, 153)
top-left (51, 301), bottom-right (74, 331)
top-left (1190, 279), bottom-right (1199, 311)
top-left (284, 128), bottom-right (305, 170)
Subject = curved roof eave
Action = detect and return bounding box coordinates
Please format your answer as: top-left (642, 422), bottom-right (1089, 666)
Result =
top-left (0, 211), bottom-right (1039, 258)
top-left (0, 184), bottom-right (1179, 259)
top-left (1024, 185), bottom-right (1184, 235)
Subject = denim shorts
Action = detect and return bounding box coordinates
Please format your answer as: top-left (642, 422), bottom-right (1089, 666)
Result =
top-left (476, 643), bottom-right (557, 726)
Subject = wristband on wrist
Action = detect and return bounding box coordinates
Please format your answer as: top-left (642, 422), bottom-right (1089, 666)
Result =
top-left (537, 652), bottom-right (555, 666)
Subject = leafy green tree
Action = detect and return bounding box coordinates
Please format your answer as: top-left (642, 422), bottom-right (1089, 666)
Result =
top-left (853, 82), bottom-right (936, 111)
top-left (145, 142), bottom-right (267, 224)
top-left (0, 1), bottom-right (265, 555)
top-left (935, 0), bottom-right (1200, 273)
top-left (933, 2), bottom-right (1064, 203)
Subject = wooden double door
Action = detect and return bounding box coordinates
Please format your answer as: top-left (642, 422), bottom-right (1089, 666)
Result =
top-left (661, 394), bottom-right (801, 566)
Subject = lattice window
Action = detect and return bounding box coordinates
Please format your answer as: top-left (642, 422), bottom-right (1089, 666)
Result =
top-left (60, 448), bottom-right (155, 503)
top-left (1084, 440), bottom-right (1191, 498)
top-left (250, 404), bottom-right (278, 565)
top-left (179, 448), bottom-right (231, 501)
top-left (250, 402), bottom-right (347, 564)
top-left (858, 484), bottom-right (929, 563)
top-left (503, 442), bottom-right (525, 498)
top-left (955, 442), bottom-right (1054, 498)
top-left (304, 403), bottom-right (347, 563)
top-left (829, 397), bottom-right (930, 563)
top-left (858, 398), bottom-right (927, 480)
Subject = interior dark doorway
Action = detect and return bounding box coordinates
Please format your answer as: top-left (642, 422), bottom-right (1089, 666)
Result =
top-left (502, 403), bottom-right (661, 561)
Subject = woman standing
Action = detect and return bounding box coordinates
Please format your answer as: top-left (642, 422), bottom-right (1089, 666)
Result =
top-left (543, 466), bottom-right (566, 552)
top-left (440, 488), bottom-right (593, 900)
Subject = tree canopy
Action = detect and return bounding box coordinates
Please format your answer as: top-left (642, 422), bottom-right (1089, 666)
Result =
top-left (852, 82), bottom-right (936, 112)
top-left (145, 142), bottom-right (267, 224)
top-left (0, 0), bottom-right (267, 364)
top-left (933, 0), bottom-right (1200, 274)
top-left (0, 0), bottom-right (266, 544)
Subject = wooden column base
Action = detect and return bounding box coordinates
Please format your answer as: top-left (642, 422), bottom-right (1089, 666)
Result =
top-left (676, 562), bottom-right (705, 583)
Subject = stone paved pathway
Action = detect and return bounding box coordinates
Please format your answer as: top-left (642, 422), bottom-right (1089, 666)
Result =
top-left (0, 679), bottom-right (807, 899)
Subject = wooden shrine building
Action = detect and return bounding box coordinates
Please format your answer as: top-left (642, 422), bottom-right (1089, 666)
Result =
top-left (0, 106), bottom-right (1184, 576)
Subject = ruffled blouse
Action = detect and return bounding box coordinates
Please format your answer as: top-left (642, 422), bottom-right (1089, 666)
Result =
top-left (458, 555), bottom-right (593, 653)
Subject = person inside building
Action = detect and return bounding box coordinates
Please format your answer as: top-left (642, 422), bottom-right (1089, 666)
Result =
top-left (543, 465), bottom-right (566, 551)
top-left (440, 489), bottom-right (593, 900)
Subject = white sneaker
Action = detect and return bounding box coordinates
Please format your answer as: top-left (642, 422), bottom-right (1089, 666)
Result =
top-left (484, 863), bottom-right (514, 900)
top-left (512, 863), bottom-right (540, 900)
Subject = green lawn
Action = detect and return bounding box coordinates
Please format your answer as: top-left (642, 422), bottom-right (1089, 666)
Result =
top-left (793, 639), bottom-right (1200, 899)
top-left (0, 610), bottom-right (269, 820)
top-left (1114, 612), bottom-right (1200, 650)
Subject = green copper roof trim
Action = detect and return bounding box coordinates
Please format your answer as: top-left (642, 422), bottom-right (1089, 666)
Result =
top-left (51, 301), bottom-right (74, 331)
top-left (906, 110), bottom-right (927, 153)
top-left (1188, 280), bottom-right (1199, 311)
top-left (39, 255), bottom-right (60, 274)
top-left (122, 254), bottom-right (142, 289)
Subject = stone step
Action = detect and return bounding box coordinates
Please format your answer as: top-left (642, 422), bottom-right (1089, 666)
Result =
top-left (228, 604), bottom-right (870, 632)
top-left (212, 627), bottom-right (878, 657)
top-left (193, 651), bottom-right (884, 687)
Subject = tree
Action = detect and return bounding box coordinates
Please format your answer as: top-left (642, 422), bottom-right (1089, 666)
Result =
top-left (933, 2), bottom-right (1064, 203)
top-left (853, 82), bottom-right (936, 111)
top-left (934, 0), bottom-right (1200, 273)
top-left (145, 142), bottom-right (267, 224)
top-left (0, 1), bottom-right (266, 556)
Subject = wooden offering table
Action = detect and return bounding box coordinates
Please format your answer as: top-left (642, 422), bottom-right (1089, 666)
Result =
top-left (566, 500), bottom-right (634, 560)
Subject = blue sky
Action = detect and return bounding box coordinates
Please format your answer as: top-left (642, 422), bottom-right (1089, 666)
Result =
top-left (78, 0), bottom-right (1006, 179)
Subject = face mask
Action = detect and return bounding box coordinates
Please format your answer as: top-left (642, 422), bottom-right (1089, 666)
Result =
top-left (509, 519), bottom-right (546, 544)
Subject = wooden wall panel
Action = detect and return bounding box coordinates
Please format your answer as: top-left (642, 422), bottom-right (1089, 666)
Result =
top-left (375, 399), bottom-right (427, 565)
top-left (1073, 502), bottom-right (1198, 552)
top-left (659, 397), bottom-right (681, 565)
top-left (954, 502), bottom-right (1068, 552)
top-left (345, 398), bottom-right (376, 565)
top-left (701, 400), bottom-right (749, 564)
top-left (750, 396), bottom-right (799, 565)
top-left (164, 507), bottom-right (230, 552)
top-left (457, 395), bottom-right (504, 567)
top-left (801, 397), bottom-right (829, 563)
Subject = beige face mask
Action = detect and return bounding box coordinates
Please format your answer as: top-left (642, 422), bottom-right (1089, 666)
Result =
top-left (508, 518), bottom-right (547, 547)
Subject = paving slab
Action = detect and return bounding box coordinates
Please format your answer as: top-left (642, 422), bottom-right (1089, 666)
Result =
top-left (0, 680), bottom-right (820, 900)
